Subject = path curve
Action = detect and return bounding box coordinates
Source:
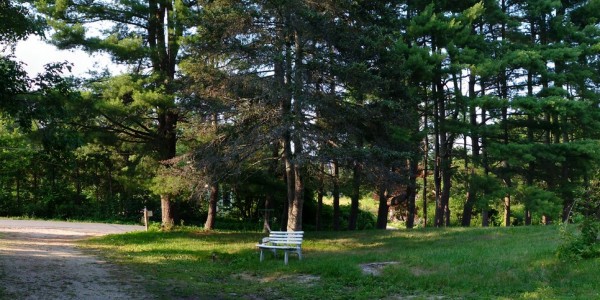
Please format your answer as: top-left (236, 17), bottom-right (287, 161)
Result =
top-left (0, 219), bottom-right (150, 300)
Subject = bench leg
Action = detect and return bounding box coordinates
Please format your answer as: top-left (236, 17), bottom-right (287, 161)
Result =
top-left (260, 249), bottom-right (264, 262)
top-left (298, 250), bottom-right (302, 260)
top-left (284, 251), bottom-right (289, 265)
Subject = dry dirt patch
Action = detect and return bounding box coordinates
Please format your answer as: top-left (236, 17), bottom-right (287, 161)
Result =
top-left (0, 219), bottom-right (151, 300)
top-left (236, 272), bottom-right (320, 286)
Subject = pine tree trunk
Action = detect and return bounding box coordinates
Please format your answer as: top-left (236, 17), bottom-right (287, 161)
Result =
top-left (288, 165), bottom-right (304, 231)
top-left (439, 80), bottom-right (452, 227)
top-left (286, 28), bottom-right (305, 232)
top-left (526, 67), bottom-right (535, 226)
top-left (525, 210), bottom-right (532, 225)
top-left (263, 194), bottom-right (272, 233)
top-left (332, 160), bottom-right (341, 231)
top-left (157, 110), bottom-right (178, 229)
top-left (316, 163), bottom-right (324, 231)
top-left (283, 137), bottom-right (295, 229)
top-left (462, 175), bottom-right (475, 227)
top-left (422, 110), bottom-right (428, 228)
top-left (463, 71), bottom-right (478, 227)
top-left (481, 78), bottom-right (490, 227)
top-left (482, 209), bottom-right (489, 227)
top-left (442, 164), bottom-right (451, 227)
top-left (161, 194), bottom-right (174, 230)
top-left (433, 96), bottom-right (443, 227)
top-left (204, 183), bottom-right (219, 230)
top-left (376, 185), bottom-right (388, 229)
top-left (348, 160), bottom-right (361, 230)
top-left (406, 158), bottom-right (418, 229)
top-left (503, 194), bottom-right (511, 227)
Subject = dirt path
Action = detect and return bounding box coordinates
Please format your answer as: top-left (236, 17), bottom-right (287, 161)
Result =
top-left (0, 219), bottom-right (151, 300)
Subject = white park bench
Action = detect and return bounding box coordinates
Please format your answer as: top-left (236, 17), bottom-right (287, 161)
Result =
top-left (256, 231), bottom-right (303, 265)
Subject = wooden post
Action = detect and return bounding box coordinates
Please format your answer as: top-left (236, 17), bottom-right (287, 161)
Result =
top-left (144, 207), bottom-right (149, 231)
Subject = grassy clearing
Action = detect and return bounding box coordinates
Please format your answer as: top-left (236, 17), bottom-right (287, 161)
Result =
top-left (81, 225), bottom-right (600, 299)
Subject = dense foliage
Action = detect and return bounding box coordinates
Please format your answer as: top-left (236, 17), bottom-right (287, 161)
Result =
top-left (2, 0), bottom-right (600, 231)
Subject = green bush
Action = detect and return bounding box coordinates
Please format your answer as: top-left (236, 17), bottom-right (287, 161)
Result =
top-left (557, 216), bottom-right (600, 260)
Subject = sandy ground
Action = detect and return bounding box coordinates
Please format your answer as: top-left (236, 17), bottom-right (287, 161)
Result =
top-left (0, 219), bottom-right (152, 300)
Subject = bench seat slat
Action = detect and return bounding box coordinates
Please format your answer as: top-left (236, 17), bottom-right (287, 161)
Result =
top-left (256, 245), bottom-right (298, 250)
top-left (266, 238), bottom-right (302, 242)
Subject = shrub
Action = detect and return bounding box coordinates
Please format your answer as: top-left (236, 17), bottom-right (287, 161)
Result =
top-left (557, 216), bottom-right (600, 260)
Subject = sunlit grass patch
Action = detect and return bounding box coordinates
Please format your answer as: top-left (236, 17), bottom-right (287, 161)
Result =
top-left (80, 225), bottom-right (600, 299)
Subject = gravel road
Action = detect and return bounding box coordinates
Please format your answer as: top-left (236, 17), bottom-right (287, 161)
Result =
top-left (0, 219), bottom-right (151, 299)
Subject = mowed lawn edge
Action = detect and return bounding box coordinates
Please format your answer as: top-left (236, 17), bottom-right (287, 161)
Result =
top-left (80, 225), bottom-right (600, 299)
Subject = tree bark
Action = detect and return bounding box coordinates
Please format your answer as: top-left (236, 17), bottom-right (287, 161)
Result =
top-left (482, 209), bottom-right (489, 227)
top-left (422, 105), bottom-right (428, 228)
top-left (406, 158), bottom-right (418, 229)
top-left (433, 90), bottom-right (443, 227)
top-left (161, 194), bottom-right (174, 229)
top-left (263, 194), bottom-right (272, 233)
top-left (332, 160), bottom-right (341, 231)
top-left (503, 194), bottom-right (511, 227)
top-left (462, 72), bottom-right (479, 227)
top-left (525, 67), bottom-right (535, 226)
top-left (204, 183), bottom-right (219, 230)
top-left (286, 28), bottom-right (305, 232)
top-left (288, 165), bottom-right (304, 231)
top-left (376, 185), bottom-right (388, 229)
top-left (348, 160), bottom-right (361, 231)
top-left (316, 163), bottom-right (324, 231)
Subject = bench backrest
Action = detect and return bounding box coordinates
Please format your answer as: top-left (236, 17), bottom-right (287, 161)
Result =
top-left (267, 231), bottom-right (303, 246)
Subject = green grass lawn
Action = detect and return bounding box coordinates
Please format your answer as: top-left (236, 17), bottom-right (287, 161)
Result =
top-left (81, 225), bottom-right (600, 299)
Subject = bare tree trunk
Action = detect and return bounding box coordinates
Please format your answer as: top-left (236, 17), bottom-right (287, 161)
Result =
top-left (422, 106), bottom-right (428, 228)
top-left (462, 71), bottom-right (479, 227)
top-left (161, 194), bottom-right (174, 230)
top-left (482, 209), bottom-right (489, 227)
top-left (204, 183), bottom-right (219, 230)
top-left (438, 77), bottom-right (452, 227)
top-left (503, 194), bottom-right (511, 227)
top-left (263, 194), bottom-right (272, 233)
top-left (348, 160), bottom-right (361, 230)
top-left (332, 160), bottom-right (341, 230)
top-left (542, 215), bottom-right (552, 225)
top-left (481, 79), bottom-right (490, 227)
top-left (288, 165), bottom-right (304, 231)
top-left (406, 158), bottom-right (418, 229)
top-left (376, 185), bottom-right (388, 229)
top-left (525, 210), bottom-right (532, 225)
top-left (316, 163), bottom-right (324, 231)
top-left (283, 136), bottom-right (295, 229)
top-left (286, 28), bottom-right (305, 232)
top-left (463, 172), bottom-right (475, 227)
top-left (433, 93), bottom-right (443, 227)
top-left (442, 162), bottom-right (452, 227)
top-left (525, 66), bottom-right (535, 226)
